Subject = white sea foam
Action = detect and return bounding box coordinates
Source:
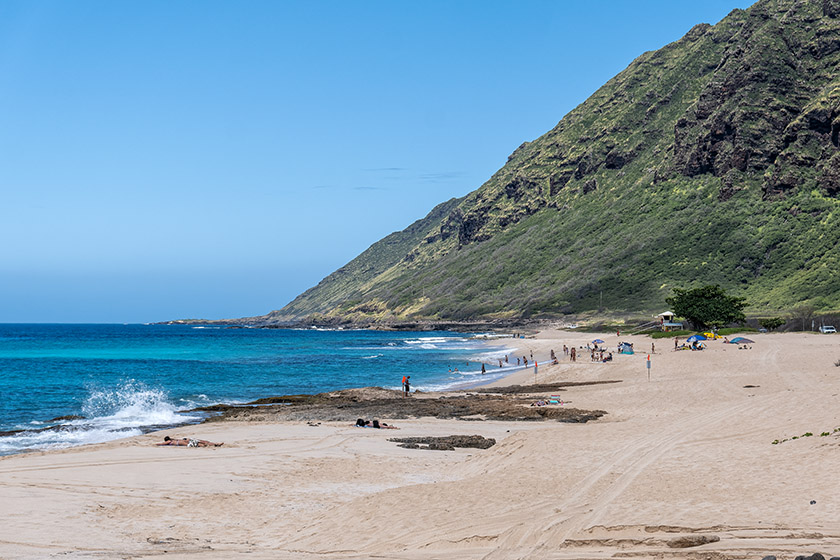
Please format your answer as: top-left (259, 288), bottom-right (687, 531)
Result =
top-left (0, 381), bottom-right (201, 456)
top-left (472, 333), bottom-right (511, 339)
top-left (415, 370), bottom-right (510, 393)
top-left (0, 426), bottom-right (144, 455)
top-left (404, 336), bottom-right (459, 345)
top-left (82, 382), bottom-right (201, 429)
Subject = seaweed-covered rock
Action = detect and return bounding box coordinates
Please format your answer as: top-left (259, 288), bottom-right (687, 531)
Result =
top-left (666, 535), bottom-right (720, 548)
top-left (388, 435), bottom-right (496, 451)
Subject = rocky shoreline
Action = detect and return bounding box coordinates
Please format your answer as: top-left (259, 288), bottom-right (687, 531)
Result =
top-left (189, 381), bottom-right (616, 425)
top-left (159, 316), bottom-right (553, 333)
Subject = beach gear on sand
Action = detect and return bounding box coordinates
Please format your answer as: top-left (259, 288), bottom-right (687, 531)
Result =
top-left (618, 342), bottom-right (634, 355)
top-left (592, 339), bottom-right (605, 344)
top-left (730, 337), bottom-right (754, 344)
top-left (686, 334), bottom-right (707, 343)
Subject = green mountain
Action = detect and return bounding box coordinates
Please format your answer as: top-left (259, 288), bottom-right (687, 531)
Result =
top-left (265, 0), bottom-right (840, 325)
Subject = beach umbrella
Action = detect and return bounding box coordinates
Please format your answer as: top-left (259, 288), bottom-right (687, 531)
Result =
top-left (730, 337), bottom-right (754, 344)
top-left (686, 334), bottom-right (707, 343)
top-left (592, 339), bottom-right (605, 344)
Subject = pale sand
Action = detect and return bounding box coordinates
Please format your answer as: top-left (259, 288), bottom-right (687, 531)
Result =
top-left (2, 331), bottom-right (840, 559)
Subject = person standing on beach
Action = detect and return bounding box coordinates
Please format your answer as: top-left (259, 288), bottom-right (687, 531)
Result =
top-left (481, 363), bottom-right (486, 375)
top-left (674, 338), bottom-right (679, 351)
top-left (402, 375), bottom-right (410, 397)
top-left (651, 342), bottom-right (655, 354)
top-left (570, 347), bottom-right (576, 362)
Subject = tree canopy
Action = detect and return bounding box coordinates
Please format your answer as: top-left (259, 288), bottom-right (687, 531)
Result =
top-left (665, 285), bottom-right (747, 330)
top-left (758, 317), bottom-right (786, 331)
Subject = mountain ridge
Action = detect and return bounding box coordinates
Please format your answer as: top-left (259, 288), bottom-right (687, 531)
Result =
top-left (248, 0), bottom-right (840, 326)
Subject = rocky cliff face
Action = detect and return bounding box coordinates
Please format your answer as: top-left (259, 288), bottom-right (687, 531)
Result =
top-left (262, 0), bottom-right (840, 325)
top-left (671, 1), bottom-right (840, 200)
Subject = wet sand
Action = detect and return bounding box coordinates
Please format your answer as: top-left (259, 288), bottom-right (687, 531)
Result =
top-left (1, 330), bottom-right (839, 559)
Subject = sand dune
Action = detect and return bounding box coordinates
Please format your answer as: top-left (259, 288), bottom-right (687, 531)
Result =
top-left (1, 331), bottom-right (839, 559)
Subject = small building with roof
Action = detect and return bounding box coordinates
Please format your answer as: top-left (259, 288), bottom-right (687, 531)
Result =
top-left (657, 311), bottom-right (683, 331)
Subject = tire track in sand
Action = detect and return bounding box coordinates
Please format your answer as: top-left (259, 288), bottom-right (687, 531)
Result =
top-left (480, 392), bottom-right (785, 560)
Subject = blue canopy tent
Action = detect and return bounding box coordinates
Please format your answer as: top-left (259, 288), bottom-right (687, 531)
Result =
top-left (686, 334), bottom-right (707, 343)
top-left (618, 342), bottom-right (634, 355)
top-left (730, 337), bottom-right (755, 344)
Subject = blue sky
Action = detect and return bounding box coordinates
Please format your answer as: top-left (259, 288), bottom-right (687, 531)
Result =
top-left (0, 1), bottom-right (751, 323)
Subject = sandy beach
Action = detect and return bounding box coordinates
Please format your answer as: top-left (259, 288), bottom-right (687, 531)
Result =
top-left (2, 330), bottom-right (839, 559)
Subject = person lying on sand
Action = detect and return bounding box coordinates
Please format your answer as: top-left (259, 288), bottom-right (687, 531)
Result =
top-left (156, 436), bottom-right (224, 447)
top-left (531, 399), bottom-right (565, 406)
top-left (354, 418), bottom-right (398, 429)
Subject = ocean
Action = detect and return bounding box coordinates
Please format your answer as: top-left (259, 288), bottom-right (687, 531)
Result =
top-left (0, 323), bottom-right (520, 456)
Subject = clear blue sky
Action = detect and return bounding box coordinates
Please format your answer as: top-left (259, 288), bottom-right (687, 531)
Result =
top-left (0, 1), bottom-right (751, 323)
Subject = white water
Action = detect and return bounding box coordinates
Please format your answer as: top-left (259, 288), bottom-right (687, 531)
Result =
top-left (0, 380), bottom-right (203, 456)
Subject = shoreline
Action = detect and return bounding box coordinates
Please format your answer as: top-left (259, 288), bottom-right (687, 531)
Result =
top-left (0, 328), bottom-right (523, 457)
top-left (3, 330), bottom-right (840, 559)
top-left (0, 329), bottom-right (688, 457)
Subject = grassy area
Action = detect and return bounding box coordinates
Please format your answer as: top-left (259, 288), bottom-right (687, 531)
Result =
top-left (718, 327), bottom-right (758, 336)
top-left (650, 330), bottom-right (693, 339)
top-left (649, 326), bottom-right (758, 339)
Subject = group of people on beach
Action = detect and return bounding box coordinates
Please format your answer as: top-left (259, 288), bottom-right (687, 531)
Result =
top-left (592, 350), bottom-right (613, 362)
top-left (673, 338), bottom-right (706, 351)
top-left (355, 418), bottom-right (398, 429)
top-left (475, 341), bottom-right (624, 372)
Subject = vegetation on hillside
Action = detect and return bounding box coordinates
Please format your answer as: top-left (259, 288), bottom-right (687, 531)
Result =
top-left (665, 285), bottom-right (747, 330)
top-left (265, 0), bottom-right (840, 325)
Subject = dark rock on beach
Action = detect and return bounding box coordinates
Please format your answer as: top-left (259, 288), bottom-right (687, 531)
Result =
top-left (388, 435), bottom-right (496, 451)
top-left (192, 382), bottom-right (612, 425)
top-left (666, 534), bottom-right (720, 548)
top-left (0, 415), bottom-right (86, 437)
top-left (0, 428), bottom-right (25, 437)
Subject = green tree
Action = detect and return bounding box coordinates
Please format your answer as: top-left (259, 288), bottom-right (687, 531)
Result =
top-left (665, 285), bottom-right (747, 330)
top-left (759, 317), bottom-right (786, 331)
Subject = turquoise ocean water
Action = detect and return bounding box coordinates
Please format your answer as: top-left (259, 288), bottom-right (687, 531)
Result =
top-left (0, 324), bottom-right (519, 456)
